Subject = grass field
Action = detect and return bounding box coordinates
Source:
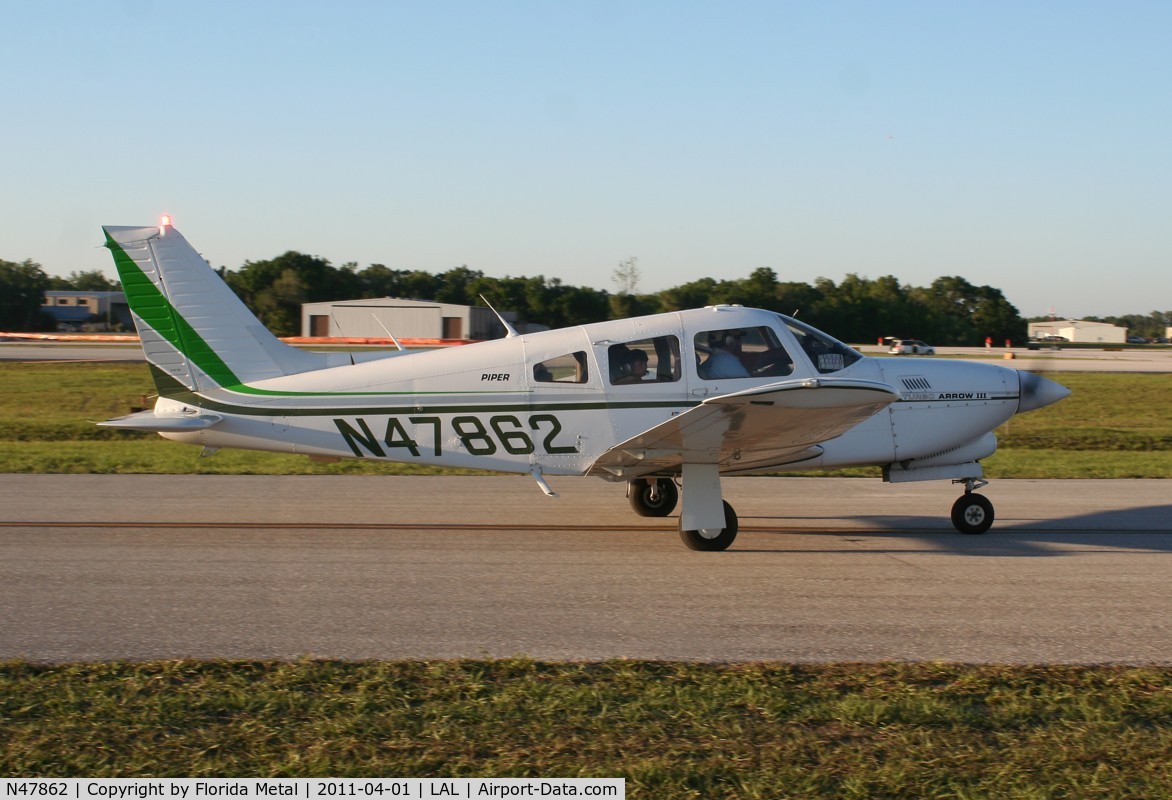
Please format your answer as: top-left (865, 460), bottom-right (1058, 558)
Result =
top-left (1, 362), bottom-right (1169, 477)
top-left (2, 660), bottom-right (1170, 798)
top-left (2, 361), bottom-right (1169, 792)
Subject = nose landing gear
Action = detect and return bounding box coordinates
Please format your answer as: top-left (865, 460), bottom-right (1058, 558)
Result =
top-left (951, 478), bottom-right (994, 534)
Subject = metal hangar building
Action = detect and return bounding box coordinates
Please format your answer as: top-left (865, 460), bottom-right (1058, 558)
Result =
top-left (300, 298), bottom-right (516, 341)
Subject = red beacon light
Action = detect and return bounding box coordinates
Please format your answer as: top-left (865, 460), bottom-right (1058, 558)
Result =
top-left (159, 214), bottom-right (173, 236)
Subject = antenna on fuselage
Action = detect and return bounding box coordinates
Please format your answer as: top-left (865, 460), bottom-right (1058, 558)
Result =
top-left (369, 313), bottom-right (406, 351)
top-left (330, 311), bottom-right (405, 351)
top-left (479, 294), bottom-right (520, 338)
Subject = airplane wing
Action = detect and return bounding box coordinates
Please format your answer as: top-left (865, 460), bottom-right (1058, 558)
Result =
top-left (588, 377), bottom-right (898, 479)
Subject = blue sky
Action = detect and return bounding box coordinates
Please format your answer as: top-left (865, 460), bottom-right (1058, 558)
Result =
top-left (3, 1), bottom-right (1170, 319)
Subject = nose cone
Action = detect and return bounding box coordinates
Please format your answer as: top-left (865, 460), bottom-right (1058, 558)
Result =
top-left (1018, 371), bottom-right (1071, 413)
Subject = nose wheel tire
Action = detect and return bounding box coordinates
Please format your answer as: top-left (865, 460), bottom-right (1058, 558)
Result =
top-left (951, 493), bottom-right (994, 534)
top-left (628, 478), bottom-right (679, 517)
top-left (679, 501), bottom-right (738, 551)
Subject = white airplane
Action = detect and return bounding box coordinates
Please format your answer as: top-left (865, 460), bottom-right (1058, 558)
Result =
top-left (99, 219), bottom-right (1070, 550)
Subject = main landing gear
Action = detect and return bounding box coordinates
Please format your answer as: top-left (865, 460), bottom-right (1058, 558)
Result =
top-left (627, 478), bottom-right (679, 517)
top-left (678, 500), bottom-right (739, 551)
top-left (951, 478), bottom-right (994, 534)
top-left (628, 473), bottom-right (739, 551)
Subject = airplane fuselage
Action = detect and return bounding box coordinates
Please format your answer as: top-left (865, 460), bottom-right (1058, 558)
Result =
top-left (156, 306), bottom-right (1022, 480)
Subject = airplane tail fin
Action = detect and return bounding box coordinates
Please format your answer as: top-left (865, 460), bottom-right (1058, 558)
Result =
top-left (103, 220), bottom-right (334, 397)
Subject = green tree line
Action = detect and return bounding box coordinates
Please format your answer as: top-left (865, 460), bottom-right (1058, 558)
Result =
top-left (3, 252), bottom-right (1043, 345)
top-left (220, 253), bottom-right (1030, 344)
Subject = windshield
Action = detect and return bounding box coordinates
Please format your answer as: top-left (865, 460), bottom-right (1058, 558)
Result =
top-left (778, 315), bottom-right (863, 374)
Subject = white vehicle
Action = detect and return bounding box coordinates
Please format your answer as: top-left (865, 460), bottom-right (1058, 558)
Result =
top-left (889, 338), bottom-right (936, 355)
top-left (99, 220), bottom-right (1070, 550)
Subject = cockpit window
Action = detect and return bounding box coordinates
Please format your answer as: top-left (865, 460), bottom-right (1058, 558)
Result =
top-left (533, 351), bottom-right (589, 383)
top-left (608, 336), bottom-right (681, 385)
top-left (781, 316), bottom-right (862, 374)
top-left (695, 326), bottom-right (794, 380)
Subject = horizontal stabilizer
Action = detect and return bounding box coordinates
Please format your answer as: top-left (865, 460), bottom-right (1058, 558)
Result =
top-left (98, 409), bottom-right (223, 432)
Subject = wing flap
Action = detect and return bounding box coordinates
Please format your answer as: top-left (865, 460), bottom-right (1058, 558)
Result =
top-left (588, 377), bottom-right (897, 479)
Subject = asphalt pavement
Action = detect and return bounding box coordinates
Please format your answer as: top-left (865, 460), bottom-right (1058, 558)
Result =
top-left (2, 475), bottom-right (1168, 664)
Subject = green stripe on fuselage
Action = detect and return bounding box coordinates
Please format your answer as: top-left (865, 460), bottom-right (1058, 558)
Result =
top-left (167, 394), bottom-right (700, 418)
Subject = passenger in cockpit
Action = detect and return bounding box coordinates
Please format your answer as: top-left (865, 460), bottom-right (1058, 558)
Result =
top-left (613, 348), bottom-right (649, 384)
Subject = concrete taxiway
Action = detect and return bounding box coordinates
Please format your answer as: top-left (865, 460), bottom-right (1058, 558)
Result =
top-left (1, 474), bottom-right (1168, 664)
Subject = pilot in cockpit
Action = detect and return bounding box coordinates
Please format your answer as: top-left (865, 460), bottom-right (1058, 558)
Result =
top-left (699, 331), bottom-right (751, 379)
top-left (698, 327), bottom-right (795, 379)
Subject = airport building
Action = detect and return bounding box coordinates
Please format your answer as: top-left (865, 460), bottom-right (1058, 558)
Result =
top-left (42, 290), bottom-right (130, 331)
top-left (1028, 319), bottom-right (1126, 344)
top-left (300, 298), bottom-right (517, 341)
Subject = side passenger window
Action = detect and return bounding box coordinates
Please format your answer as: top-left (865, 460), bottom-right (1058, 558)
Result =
top-left (533, 351), bottom-right (589, 383)
top-left (608, 336), bottom-right (681, 385)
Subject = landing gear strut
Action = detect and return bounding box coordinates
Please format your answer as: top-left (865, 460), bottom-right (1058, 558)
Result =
top-left (676, 464), bottom-right (738, 551)
top-left (627, 478), bottom-right (679, 517)
top-left (951, 478), bottom-right (994, 534)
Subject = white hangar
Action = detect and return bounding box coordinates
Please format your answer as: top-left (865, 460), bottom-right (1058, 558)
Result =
top-left (1028, 319), bottom-right (1126, 344)
top-left (301, 298), bottom-right (516, 341)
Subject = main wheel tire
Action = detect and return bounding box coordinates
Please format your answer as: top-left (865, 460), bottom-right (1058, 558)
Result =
top-left (628, 478), bottom-right (679, 517)
top-left (951, 493), bottom-right (994, 534)
top-left (678, 500), bottom-right (738, 551)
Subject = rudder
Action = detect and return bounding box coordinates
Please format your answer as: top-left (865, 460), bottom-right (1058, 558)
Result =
top-left (103, 221), bottom-right (326, 396)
